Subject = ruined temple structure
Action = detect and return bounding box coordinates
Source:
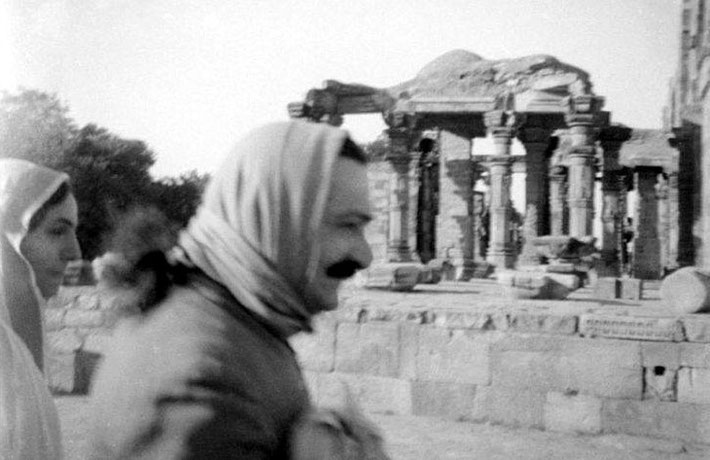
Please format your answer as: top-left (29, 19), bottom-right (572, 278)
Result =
top-left (666, 0), bottom-right (710, 271)
top-left (289, 50), bottom-right (681, 280)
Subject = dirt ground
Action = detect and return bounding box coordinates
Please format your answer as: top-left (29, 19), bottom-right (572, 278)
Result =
top-left (56, 396), bottom-right (710, 460)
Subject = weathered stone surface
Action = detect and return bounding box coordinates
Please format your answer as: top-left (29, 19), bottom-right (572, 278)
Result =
top-left (398, 323), bottom-right (418, 380)
top-left (416, 329), bottom-right (491, 384)
top-left (290, 316), bottom-right (336, 372)
top-left (643, 366), bottom-right (677, 401)
top-left (365, 307), bottom-right (428, 324)
top-left (432, 310), bottom-right (508, 330)
top-left (411, 381), bottom-right (477, 418)
top-left (544, 392), bottom-right (602, 434)
top-left (492, 337), bottom-right (642, 399)
top-left (471, 385), bottom-right (545, 428)
top-left (680, 343), bottom-right (710, 368)
top-left (508, 312), bottom-right (577, 335)
top-left (660, 266), bottom-right (710, 314)
top-left (677, 367), bottom-right (710, 404)
top-left (497, 271), bottom-right (571, 300)
top-left (641, 342), bottom-right (681, 368)
top-left (620, 278), bottom-right (643, 300)
top-left (316, 372), bottom-right (412, 415)
top-left (601, 399), bottom-right (710, 444)
top-left (594, 277), bottom-right (620, 299)
top-left (682, 315), bottom-right (710, 342)
top-left (361, 263), bottom-right (421, 291)
top-left (63, 310), bottom-right (105, 328)
top-left (545, 273), bottom-right (581, 290)
top-left (46, 329), bottom-right (83, 354)
top-left (579, 314), bottom-right (683, 341)
top-left (335, 322), bottom-right (401, 377)
top-left (47, 352), bottom-right (76, 394)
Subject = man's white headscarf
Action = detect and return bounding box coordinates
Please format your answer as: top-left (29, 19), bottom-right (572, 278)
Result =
top-left (0, 158), bottom-right (65, 459)
top-left (179, 121), bottom-right (349, 337)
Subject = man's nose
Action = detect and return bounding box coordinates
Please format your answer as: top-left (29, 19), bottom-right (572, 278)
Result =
top-left (353, 234), bottom-right (373, 270)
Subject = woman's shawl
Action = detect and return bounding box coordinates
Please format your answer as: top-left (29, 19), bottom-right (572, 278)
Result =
top-left (0, 158), bottom-right (66, 459)
top-left (179, 120), bottom-right (348, 337)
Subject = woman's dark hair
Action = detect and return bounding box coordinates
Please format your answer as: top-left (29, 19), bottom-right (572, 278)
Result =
top-left (340, 137), bottom-right (367, 164)
top-left (28, 181), bottom-right (71, 231)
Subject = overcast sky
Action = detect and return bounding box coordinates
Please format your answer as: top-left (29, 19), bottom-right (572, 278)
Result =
top-left (2, 0), bottom-right (681, 177)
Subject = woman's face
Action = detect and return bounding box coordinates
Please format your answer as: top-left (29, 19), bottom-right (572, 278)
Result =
top-left (20, 193), bottom-right (81, 299)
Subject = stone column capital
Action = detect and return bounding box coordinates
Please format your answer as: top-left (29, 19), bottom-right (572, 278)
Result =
top-left (484, 110), bottom-right (525, 137)
top-left (563, 95), bottom-right (605, 126)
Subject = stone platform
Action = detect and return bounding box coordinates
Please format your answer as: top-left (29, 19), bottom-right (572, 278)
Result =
top-left (46, 279), bottom-right (710, 445)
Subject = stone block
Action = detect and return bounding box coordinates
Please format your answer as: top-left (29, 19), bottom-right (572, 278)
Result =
top-left (678, 367), bottom-right (710, 404)
top-left (432, 310), bottom-right (508, 331)
top-left (641, 342), bottom-right (681, 368)
top-left (579, 314), bottom-right (683, 341)
top-left (643, 366), bottom-right (678, 401)
top-left (335, 322), bottom-right (401, 377)
top-left (365, 307), bottom-right (428, 324)
top-left (63, 309), bottom-right (105, 328)
top-left (680, 343), bottom-right (710, 368)
top-left (290, 316), bottom-right (336, 372)
top-left (620, 278), bottom-right (643, 300)
top-left (416, 329), bottom-right (491, 385)
top-left (46, 329), bottom-right (83, 354)
top-left (471, 385), bottom-right (545, 428)
top-left (47, 352), bottom-right (76, 394)
top-left (508, 312), bottom-right (577, 335)
top-left (416, 263), bottom-right (442, 284)
top-left (361, 263), bottom-right (421, 291)
top-left (659, 266), bottom-right (710, 314)
top-left (316, 372), bottom-right (412, 415)
top-left (411, 381), bottom-right (477, 418)
top-left (497, 271), bottom-right (571, 300)
top-left (398, 323), bottom-right (418, 380)
top-left (544, 263), bottom-right (576, 274)
top-left (545, 273), bottom-right (581, 290)
top-left (682, 315), bottom-right (710, 342)
top-left (544, 392), bottom-right (602, 434)
top-left (601, 399), bottom-right (710, 444)
top-left (594, 277), bottom-right (620, 300)
top-left (492, 338), bottom-right (643, 399)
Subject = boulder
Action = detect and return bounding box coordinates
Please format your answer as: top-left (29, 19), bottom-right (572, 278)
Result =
top-left (361, 263), bottom-right (421, 291)
top-left (660, 267), bottom-right (710, 314)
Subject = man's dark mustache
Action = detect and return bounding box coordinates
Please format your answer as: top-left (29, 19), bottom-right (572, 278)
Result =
top-left (326, 259), bottom-right (364, 279)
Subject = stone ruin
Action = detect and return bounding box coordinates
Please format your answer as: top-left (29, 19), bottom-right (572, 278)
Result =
top-left (288, 49), bottom-right (682, 293)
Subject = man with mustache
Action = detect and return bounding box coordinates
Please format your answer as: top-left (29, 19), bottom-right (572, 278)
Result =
top-left (86, 121), bottom-right (383, 459)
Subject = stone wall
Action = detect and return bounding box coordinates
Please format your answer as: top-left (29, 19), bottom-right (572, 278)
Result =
top-left (45, 284), bottom-right (710, 444)
top-left (365, 161), bottom-right (391, 261)
top-left (291, 304), bottom-right (710, 445)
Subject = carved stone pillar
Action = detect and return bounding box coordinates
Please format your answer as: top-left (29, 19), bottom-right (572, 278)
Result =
top-left (656, 174), bottom-right (671, 275)
top-left (598, 171), bottom-right (622, 276)
top-left (667, 172), bottom-right (679, 271)
top-left (549, 166), bottom-right (568, 236)
top-left (385, 127), bottom-right (416, 262)
top-left (436, 127), bottom-right (474, 278)
top-left (484, 110), bottom-right (521, 269)
top-left (633, 167), bottom-right (663, 280)
top-left (486, 157), bottom-right (515, 269)
top-left (518, 127), bottom-right (550, 237)
top-left (564, 95), bottom-right (604, 238)
top-left (417, 146), bottom-right (438, 264)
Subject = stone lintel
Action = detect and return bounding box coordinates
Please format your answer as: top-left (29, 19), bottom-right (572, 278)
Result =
top-left (579, 314), bottom-right (684, 342)
top-left (409, 97), bottom-right (496, 113)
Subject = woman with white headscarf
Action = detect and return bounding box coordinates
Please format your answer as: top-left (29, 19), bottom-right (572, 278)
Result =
top-left (87, 120), bottom-right (388, 459)
top-left (0, 158), bottom-right (82, 459)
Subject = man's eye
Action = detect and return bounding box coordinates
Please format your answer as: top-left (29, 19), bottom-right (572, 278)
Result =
top-left (49, 227), bottom-right (67, 236)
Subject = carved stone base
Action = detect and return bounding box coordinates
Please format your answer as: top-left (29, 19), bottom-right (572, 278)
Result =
top-left (487, 249), bottom-right (516, 270)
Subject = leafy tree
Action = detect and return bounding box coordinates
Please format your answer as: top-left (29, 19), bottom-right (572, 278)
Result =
top-left (150, 170), bottom-right (210, 228)
top-left (0, 89), bottom-right (76, 168)
top-left (1, 89), bottom-right (208, 260)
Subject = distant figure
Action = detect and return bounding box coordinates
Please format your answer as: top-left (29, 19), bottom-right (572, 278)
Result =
top-left (621, 217), bottom-right (634, 276)
top-left (86, 121), bottom-right (389, 459)
top-left (0, 158), bottom-right (81, 459)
